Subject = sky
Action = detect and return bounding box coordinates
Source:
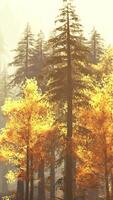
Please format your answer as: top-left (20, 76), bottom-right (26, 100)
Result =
top-left (0, 0), bottom-right (113, 65)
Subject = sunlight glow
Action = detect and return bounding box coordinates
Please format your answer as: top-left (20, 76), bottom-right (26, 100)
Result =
top-left (0, 0), bottom-right (113, 58)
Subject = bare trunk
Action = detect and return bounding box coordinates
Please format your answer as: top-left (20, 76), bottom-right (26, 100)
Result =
top-left (65, 140), bottom-right (73, 200)
top-left (105, 164), bottom-right (110, 200)
top-left (72, 159), bottom-right (76, 199)
top-left (38, 161), bottom-right (46, 200)
top-left (50, 149), bottom-right (55, 200)
top-left (25, 145), bottom-right (30, 200)
top-left (103, 133), bottom-right (110, 200)
top-left (16, 178), bottom-right (24, 200)
top-left (111, 172), bottom-right (113, 200)
top-left (30, 154), bottom-right (34, 200)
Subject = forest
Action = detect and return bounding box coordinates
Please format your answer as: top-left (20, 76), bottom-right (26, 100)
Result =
top-left (0, 0), bottom-right (113, 200)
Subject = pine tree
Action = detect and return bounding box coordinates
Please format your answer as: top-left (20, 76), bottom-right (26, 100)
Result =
top-left (32, 31), bottom-right (47, 91)
top-left (47, 1), bottom-right (90, 103)
top-left (89, 28), bottom-right (104, 64)
top-left (10, 23), bottom-right (35, 84)
top-left (10, 26), bottom-right (47, 91)
top-left (32, 31), bottom-right (45, 71)
top-left (46, 1), bottom-right (91, 200)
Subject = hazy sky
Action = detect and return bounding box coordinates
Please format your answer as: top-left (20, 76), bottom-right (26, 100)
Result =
top-left (0, 0), bottom-right (113, 63)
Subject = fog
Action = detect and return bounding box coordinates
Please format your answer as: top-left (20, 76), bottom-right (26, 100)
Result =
top-left (0, 0), bottom-right (113, 65)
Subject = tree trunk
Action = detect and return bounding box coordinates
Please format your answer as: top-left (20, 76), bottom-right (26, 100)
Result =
top-left (105, 164), bottom-right (110, 200)
top-left (2, 163), bottom-right (8, 195)
top-left (93, 33), bottom-right (97, 64)
top-left (30, 154), bottom-right (34, 200)
top-left (111, 172), bottom-right (113, 200)
top-left (65, 4), bottom-right (73, 200)
top-left (25, 145), bottom-right (30, 200)
top-left (25, 27), bottom-right (30, 200)
top-left (38, 161), bottom-right (46, 200)
top-left (16, 179), bottom-right (24, 200)
top-left (103, 134), bottom-right (110, 200)
top-left (65, 141), bottom-right (73, 200)
top-left (72, 159), bottom-right (76, 199)
top-left (50, 149), bottom-right (55, 200)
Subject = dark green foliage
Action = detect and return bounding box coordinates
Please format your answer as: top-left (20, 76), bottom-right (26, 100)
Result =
top-left (46, 1), bottom-right (91, 106)
top-left (45, 2), bottom-right (93, 200)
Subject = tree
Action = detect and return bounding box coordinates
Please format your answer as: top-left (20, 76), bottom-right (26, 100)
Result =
top-left (0, 79), bottom-right (55, 200)
top-left (31, 30), bottom-right (47, 92)
top-left (89, 28), bottom-right (104, 64)
top-left (46, 1), bottom-right (91, 199)
top-left (77, 79), bottom-right (113, 200)
top-left (0, 66), bottom-right (14, 195)
top-left (97, 47), bottom-right (113, 77)
top-left (32, 31), bottom-right (45, 72)
top-left (10, 24), bottom-right (35, 84)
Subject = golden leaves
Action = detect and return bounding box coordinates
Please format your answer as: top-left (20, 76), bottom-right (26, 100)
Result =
top-left (0, 79), bottom-right (55, 174)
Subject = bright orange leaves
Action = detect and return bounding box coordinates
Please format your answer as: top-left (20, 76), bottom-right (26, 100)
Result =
top-left (75, 81), bottom-right (113, 192)
top-left (0, 79), bottom-right (56, 180)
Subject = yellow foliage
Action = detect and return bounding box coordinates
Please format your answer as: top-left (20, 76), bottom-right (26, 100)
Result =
top-left (5, 170), bottom-right (17, 183)
top-left (0, 79), bottom-right (55, 168)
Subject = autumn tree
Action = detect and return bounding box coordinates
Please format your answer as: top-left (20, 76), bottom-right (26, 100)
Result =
top-left (0, 66), bottom-right (15, 195)
top-left (0, 79), bottom-right (55, 200)
top-left (76, 78), bottom-right (113, 200)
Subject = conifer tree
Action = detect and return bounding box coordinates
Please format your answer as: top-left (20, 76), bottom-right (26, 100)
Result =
top-left (89, 28), bottom-right (104, 64)
top-left (10, 23), bottom-right (35, 84)
top-left (46, 1), bottom-right (91, 200)
top-left (32, 31), bottom-right (45, 71)
top-left (32, 31), bottom-right (47, 91)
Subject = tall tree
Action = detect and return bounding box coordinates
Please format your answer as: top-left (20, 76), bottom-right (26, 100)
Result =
top-left (46, 0), bottom-right (91, 200)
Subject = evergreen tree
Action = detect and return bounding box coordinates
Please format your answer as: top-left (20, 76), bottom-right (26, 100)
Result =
top-left (10, 26), bottom-right (47, 91)
top-left (10, 23), bottom-right (35, 84)
top-left (46, 1), bottom-right (91, 200)
top-left (32, 31), bottom-right (45, 71)
top-left (89, 28), bottom-right (104, 64)
top-left (32, 31), bottom-right (47, 91)
top-left (47, 1), bottom-right (90, 103)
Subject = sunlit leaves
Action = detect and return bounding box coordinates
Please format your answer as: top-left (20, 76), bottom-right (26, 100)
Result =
top-left (0, 79), bottom-right (55, 177)
top-left (5, 170), bottom-right (17, 184)
top-left (75, 79), bottom-right (113, 190)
